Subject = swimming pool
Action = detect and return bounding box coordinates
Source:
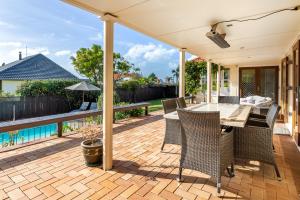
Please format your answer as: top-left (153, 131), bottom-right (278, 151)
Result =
top-left (0, 123), bottom-right (58, 147)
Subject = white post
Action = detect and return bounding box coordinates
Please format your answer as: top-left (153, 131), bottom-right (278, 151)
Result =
top-left (221, 70), bottom-right (225, 88)
top-left (207, 61), bottom-right (212, 103)
top-left (102, 15), bottom-right (114, 170)
top-left (179, 49), bottom-right (186, 97)
top-left (217, 64), bottom-right (221, 98)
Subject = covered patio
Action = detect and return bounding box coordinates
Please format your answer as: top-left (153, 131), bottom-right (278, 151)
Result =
top-left (62, 0), bottom-right (300, 169)
top-left (0, 111), bottom-right (299, 199)
top-left (1, 0), bottom-right (300, 199)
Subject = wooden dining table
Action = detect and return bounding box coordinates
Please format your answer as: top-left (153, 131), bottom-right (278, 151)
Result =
top-left (163, 103), bottom-right (252, 128)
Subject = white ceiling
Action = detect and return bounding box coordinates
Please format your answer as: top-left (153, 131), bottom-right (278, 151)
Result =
top-left (64, 0), bottom-right (300, 66)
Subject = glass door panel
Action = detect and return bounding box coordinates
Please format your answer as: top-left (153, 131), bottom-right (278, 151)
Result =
top-left (240, 69), bottom-right (256, 97)
top-left (260, 68), bottom-right (276, 100)
top-left (239, 67), bottom-right (278, 102)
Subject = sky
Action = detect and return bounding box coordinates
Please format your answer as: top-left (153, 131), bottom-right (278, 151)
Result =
top-left (0, 0), bottom-right (196, 79)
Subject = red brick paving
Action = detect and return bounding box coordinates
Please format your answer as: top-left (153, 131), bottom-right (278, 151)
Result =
top-left (0, 111), bottom-right (300, 199)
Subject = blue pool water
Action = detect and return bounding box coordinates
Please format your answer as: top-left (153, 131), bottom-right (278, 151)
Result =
top-left (0, 124), bottom-right (58, 147)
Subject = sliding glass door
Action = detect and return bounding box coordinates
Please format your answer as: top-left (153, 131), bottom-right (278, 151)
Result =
top-left (239, 66), bottom-right (278, 102)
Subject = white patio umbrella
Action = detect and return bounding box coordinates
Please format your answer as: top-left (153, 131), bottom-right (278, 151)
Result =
top-left (65, 81), bottom-right (101, 102)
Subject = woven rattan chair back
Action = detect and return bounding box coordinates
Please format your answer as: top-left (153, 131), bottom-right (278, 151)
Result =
top-left (266, 104), bottom-right (281, 129)
top-left (218, 96), bottom-right (240, 104)
top-left (177, 109), bottom-right (221, 177)
top-left (176, 97), bottom-right (187, 108)
top-left (162, 99), bottom-right (177, 114)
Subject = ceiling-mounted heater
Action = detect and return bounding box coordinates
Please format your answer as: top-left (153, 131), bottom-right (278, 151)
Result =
top-left (206, 24), bottom-right (230, 48)
top-left (206, 5), bottom-right (300, 49)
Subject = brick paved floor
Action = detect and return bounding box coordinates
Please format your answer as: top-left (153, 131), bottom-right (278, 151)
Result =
top-left (0, 111), bottom-right (300, 200)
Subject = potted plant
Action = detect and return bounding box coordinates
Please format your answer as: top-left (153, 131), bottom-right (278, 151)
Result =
top-left (80, 126), bottom-right (103, 166)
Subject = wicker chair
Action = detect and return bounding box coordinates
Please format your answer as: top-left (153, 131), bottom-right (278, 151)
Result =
top-left (248, 104), bottom-right (276, 122)
top-left (248, 104), bottom-right (277, 150)
top-left (218, 96), bottom-right (240, 104)
top-left (161, 99), bottom-right (181, 150)
top-left (176, 97), bottom-right (187, 108)
top-left (177, 109), bottom-right (234, 194)
top-left (234, 104), bottom-right (281, 179)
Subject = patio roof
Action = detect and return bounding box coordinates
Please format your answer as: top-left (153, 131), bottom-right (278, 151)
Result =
top-left (64, 0), bottom-right (300, 66)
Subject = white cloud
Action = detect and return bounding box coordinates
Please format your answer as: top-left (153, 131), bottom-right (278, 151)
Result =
top-left (0, 20), bottom-right (15, 28)
top-left (16, 47), bottom-right (50, 56)
top-left (0, 42), bottom-right (22, 47)
top-left (187, 54), bottom-right (198, 61)
top-left (54, 50), bottom-right (72, 56)
top-left (168, 62), bottom-right (178, 69)
top-left (89, 33), bottom-right (102, 41)
top-left (0, 45), bottom-right (50, 64)
top-left (125, 43), bottom-right (176, 62)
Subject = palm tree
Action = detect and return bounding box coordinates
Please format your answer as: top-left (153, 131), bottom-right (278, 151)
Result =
top-left (165, 76), bottom-right (172, 84)
top-left (172, 67), bottom-right (179, 95)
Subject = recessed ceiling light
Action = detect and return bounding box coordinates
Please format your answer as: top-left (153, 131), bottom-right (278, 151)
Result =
top-left (240, 46), bottom-right (245, 50)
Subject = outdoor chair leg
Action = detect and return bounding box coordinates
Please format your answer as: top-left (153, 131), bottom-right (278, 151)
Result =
top-left (226, 162), bottom-right (235, 177)
top-left (274, 163), bottom-right (281, 180)
top-left (160, 142), bottom-right (165, 151)
top-left (177, 167), bottom-right (182, 182)
top-left (217, 178), bottom-right (221, 195)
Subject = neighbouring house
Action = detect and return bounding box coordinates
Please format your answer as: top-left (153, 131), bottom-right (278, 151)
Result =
top-left (113, 72), bottom-right (141, 81)
top-left (0, 52), bottom-right (78, 94)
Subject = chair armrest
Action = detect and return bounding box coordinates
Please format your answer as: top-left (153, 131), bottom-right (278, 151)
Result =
top-left (249, 113), bottom-right (266, 119)
top-left (248, 117), bottom-right (266, 123)
top-left (246, 120), bottom-right (269, 128)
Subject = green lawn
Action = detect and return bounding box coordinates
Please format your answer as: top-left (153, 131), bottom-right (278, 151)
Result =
top-left (148, 98), bottom-right (164, 113)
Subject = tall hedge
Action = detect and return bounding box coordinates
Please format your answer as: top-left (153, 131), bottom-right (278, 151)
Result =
top-left (17, 80), bottom-right (80, 96)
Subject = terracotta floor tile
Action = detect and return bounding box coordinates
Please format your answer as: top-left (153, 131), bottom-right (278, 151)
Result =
top-left (7, 188), bottom-right (26, 199)
top-left (23, 187), bottom-right (42, 199)
top-left (0, 113), bottom-right (299, 200)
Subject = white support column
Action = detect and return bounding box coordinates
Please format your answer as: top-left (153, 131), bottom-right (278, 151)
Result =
top-left (221, 70), bottom-right (225, 88)
top-left (207, 61), bottom-right (212, 103)
top-left (102, 16), bottom-right (114, 170)
top-left (179, 49), bottom-right (186, 97)
top-left (217, 64), bottom-right (221, 97)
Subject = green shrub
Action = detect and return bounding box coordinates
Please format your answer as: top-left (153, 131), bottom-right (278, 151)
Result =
top-left (127, 108), bottom-right (144, 117)
top-left (119, 79), bottom-right (140, 91)
top-left (97, 92), bottom-right (120, 109)
top-left (17, 80), bottom-right (80, 96)
top-left (62, 124), bottom-right (74, 133)
top-left (114, 102), bottom-right (144, 120)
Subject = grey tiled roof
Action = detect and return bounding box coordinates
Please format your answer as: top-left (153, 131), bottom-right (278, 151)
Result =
top-left (0, 54), bottom-right (78, 80)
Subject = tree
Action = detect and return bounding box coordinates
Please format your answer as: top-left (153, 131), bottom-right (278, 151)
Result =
top-left (185, 60), bottom-right (207, 95)
top-left (113, 52), bottom-right (133, 82)
top-left (171, 67), bottom-right (179, 84)
top-left (148, 73), bottom-right (159, 83)
top-left (71, 44), bottom-right (133, 86)
top-left (164, 76), bottom-right (172, 84)
top-left (132, 67), bottom-right (141, 74)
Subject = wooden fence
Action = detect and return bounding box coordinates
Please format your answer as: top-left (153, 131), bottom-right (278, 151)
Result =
top-left (116, 85), bottom-right (177, 102)
top-left (0, 85), bottom-right (177, 122)
top-left (0, 96), bottom-right (71, 122)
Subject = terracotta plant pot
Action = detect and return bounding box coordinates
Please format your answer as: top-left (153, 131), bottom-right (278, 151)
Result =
top-left (81, 138), bottom-right (103, 166)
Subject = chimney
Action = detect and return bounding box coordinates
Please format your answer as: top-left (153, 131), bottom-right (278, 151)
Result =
top-left (19, 51), bottom-right (22, 60)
